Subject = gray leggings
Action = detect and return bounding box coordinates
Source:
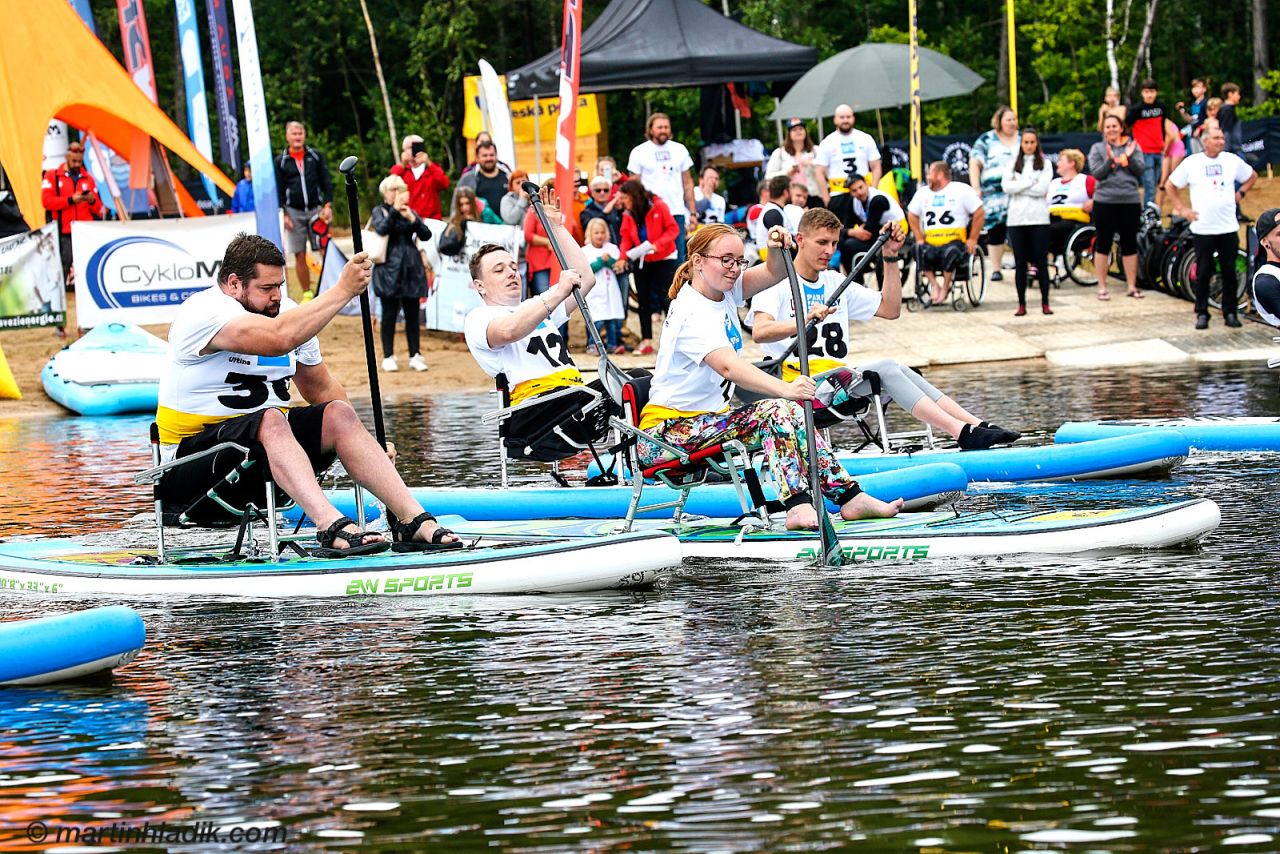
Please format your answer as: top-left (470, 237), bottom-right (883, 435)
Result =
top-left (845, 358), bottom-right (945, 412)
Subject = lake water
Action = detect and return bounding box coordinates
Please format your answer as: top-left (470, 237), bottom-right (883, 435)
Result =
top-left (0, 361), bottom-right (1277, 850)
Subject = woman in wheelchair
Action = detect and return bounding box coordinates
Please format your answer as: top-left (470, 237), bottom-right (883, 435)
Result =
top-left (1047, 148), bottom-right (1095, 260)
top-left (636, 223), bottom-right (904, 532)
top-left (463, 187), bottom-right (609, 462)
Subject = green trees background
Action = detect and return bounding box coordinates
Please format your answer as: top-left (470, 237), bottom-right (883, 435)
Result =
top-left (86, 0), bottom-right (1277, 201)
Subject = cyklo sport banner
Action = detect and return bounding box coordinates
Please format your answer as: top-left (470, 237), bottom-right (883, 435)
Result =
top-left (72, 213), bottom-right (255, 328)
top-left (0, 225), bottom-right (67, 330)
top-left (424, 221), bottom-right (522, 332)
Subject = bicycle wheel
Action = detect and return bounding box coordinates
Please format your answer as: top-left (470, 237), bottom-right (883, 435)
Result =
top-left (1206, 248), bottom-right (1252, 312)
top-left (965, 250), bottom-right (986, 306)
top-left (1065, 226), bottom-right (1098, 286)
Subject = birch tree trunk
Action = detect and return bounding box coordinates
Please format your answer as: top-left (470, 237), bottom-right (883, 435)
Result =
top-left (1253, 0), bottom-right (1271, 105)
top-left (359, 0), bottom-right (399, 164)
top-left (1105, 0), bottom-right (1120, 90)
top-left (1126, 0), bottom-right (1160, 99)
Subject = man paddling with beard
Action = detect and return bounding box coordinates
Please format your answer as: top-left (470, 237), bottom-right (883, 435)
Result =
top-left (155, 233), bottom-right (461, 555)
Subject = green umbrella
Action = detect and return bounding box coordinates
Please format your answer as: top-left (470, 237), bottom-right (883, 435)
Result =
top-left (769, 42), bottom-right (984, 118)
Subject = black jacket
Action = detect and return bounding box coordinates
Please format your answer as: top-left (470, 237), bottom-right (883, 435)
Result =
top-left (370, 204), bottom-right (434, 299)
top-left (274, 146), bottom-right (332, 210)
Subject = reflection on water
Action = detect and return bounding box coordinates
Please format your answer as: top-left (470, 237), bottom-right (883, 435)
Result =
top-left (0, 362), bottom-right (1277, 849)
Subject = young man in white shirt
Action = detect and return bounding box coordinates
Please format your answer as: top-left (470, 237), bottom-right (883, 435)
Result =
top-left (1166, 126), bottom-right (1257, 329)
top-left (748, 209), bottom-right (1019, 450)
top-left (817, 104), bottom-right (883, 228)
top-left (156, 234), bottom-right (461, 554)
top-left (627, 113), bottom-right (697, 263)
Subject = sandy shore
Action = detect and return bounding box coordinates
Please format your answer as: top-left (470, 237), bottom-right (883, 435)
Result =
top-left (4, 176), bottom-right (1279, 419)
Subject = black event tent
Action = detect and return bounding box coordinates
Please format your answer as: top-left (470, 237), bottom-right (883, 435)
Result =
top-left (504, 0), bottom-right (817, 100)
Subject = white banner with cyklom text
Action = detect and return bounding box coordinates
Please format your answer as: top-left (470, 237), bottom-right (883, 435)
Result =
top-left (0, 224), bottom-right (67, 330)
top-left (72, 213), bottom-right (256, 328)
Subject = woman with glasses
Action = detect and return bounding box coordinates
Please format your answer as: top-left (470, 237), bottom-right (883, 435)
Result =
top-left (618, 179), bottom-right (679, 355)
top-left (636, 223), bottom-right (903, 531)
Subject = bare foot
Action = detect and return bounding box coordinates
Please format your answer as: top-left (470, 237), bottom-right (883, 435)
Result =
top-left (839, 493), bottom-right (904, 521)
top-left (784, 503), bottom-right (820, 530)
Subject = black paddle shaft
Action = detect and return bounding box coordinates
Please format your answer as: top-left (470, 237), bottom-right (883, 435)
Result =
top-left (338, 156), bottom-right (388, 452)
top-left (761, 210), bottom-right (840, 565)
top-left (522, 181), bottom-right (630, 399)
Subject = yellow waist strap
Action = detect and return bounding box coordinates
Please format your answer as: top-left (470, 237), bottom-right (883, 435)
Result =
top-left (1050, 207), bottom-right (1090, 223)
top-left (509, 367), bottom-right (584, 406)
top-left (925, 227), bottom-right (967, 246)
top-left (155, 406), bottom-right (241, 445)
top-left (637, 402), bottom-right (728, 433)
top-left (781, 357), bottom-right (844, 382)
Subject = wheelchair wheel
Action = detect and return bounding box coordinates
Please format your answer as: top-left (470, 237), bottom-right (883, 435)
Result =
top-left (1181, 247), bottom-right (1252, 312)
top-left (964, 250), bottom-right (986, 307)
top-left (1065, 225), bottom-right (1098, 286)
top-left (904, 247), bottom-right (929, 311)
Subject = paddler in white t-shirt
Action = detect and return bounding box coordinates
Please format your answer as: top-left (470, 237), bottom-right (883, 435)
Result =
top-left (637, 223), bottom-right (904, 531)
top-left (156, 233), bottom-right (461, 555)
top-left (464, 187), bottom-right (608, 456)
top-left (748, 209), bottom-right (1022, 451)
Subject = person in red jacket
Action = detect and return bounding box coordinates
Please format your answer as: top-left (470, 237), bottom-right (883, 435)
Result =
top-left (390, 135), bottom-right (448, 220)
top-left (617, 178), bottom-right (679, 355)
top-left (42, 141), bottom-right (104, 286)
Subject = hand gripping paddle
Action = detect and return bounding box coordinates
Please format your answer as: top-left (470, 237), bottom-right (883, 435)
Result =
top-left (761, 209), bottom-right (843, 567)
top-left (522, 181), bottom-right (631, 405)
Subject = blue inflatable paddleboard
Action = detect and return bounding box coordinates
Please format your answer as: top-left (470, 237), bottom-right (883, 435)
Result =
top-left (0, 605), bottom-right (145, 685)
top-left (288, 462), bottom-right (970, 523)
top-left (41, 322), bottom-right (166, 416)
top-left (1056, 418), bottom-right (1280, 452)
top-left (834, 432), bottom-right (1189, 482)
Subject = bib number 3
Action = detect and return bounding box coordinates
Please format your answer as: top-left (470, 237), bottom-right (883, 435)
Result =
top-left (218, 372), bottom-right (292, 410)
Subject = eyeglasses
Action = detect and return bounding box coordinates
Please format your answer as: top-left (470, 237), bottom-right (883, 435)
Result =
top-left (706, 255), bottom-right (751, 270)
top-left (591, 186), bottom-right (611, 193)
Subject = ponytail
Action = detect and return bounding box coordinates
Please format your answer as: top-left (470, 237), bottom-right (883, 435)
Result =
top-left (668, 224), bottom-right (737, 300)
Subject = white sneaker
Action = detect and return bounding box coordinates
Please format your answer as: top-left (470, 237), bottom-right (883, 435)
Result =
top-left (409, 354), bottom-right (428, 372)
top-left (382, 356), bottom-right (398, 372)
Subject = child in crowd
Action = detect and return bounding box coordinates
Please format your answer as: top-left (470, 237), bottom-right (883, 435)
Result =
top-left (582, 218), bottom-right (627, 354)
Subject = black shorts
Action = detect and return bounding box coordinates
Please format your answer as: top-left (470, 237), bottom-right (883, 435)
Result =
top-left (504, 380), bottom-right (612, 463)
top-left (157, 404), bottom-right (336, 525)
top-left (920, 240), bottom-right (967, 273)
top-left (984, 221), bottom-right (1007, 246)
top-left (1092, 202), bottom-right (1140, 257)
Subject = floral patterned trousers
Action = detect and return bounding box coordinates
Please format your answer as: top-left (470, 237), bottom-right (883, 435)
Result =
top-left (638, 399), bottom-right (859, 504)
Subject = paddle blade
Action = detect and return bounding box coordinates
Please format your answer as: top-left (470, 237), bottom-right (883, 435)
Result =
top-left (819, 510), bottom-right (845, 567)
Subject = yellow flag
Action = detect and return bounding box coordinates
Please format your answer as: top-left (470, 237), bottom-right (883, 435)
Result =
top-left (463, 75), bottom-right (600, 143)
top-left (0, 342), bottom-right (22, 400)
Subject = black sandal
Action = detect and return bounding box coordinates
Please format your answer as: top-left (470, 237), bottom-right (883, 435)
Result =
top-left (392, 511), bottom-right (464, 552)
top-left (312, 516), bottom-right (391, 559)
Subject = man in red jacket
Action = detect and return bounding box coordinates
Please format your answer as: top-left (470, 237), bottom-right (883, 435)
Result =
top-left (42, 141), bottom-right (105, 286)
top-left (390, 135), bottom-right (448, 220)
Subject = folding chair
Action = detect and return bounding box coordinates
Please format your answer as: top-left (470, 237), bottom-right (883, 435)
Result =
top-left (134, 423), bottom-right (367, 564)
top-left (608, 373), bottom-right (771, 532)
top-left (482, 373), bottom-right (618, 488)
